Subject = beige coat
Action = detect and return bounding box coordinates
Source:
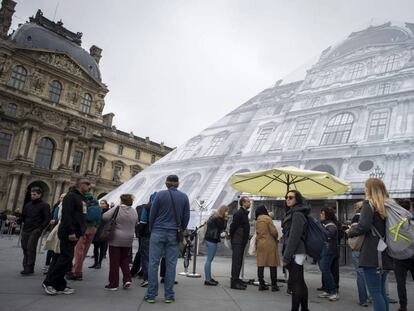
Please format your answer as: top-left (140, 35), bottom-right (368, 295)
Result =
top-left (256, 215), bottom-right (280, 267)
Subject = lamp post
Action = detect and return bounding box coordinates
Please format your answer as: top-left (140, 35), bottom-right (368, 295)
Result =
top-left (369, 165), bottom-right (385, 180)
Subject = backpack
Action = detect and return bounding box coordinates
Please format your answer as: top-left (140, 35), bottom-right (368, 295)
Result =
top-left (86, 205), bottom-right (102, 222)
top-left (384, 199), bottom-right (414, 260)
top-left (303, 215), bottom-right (327, 261)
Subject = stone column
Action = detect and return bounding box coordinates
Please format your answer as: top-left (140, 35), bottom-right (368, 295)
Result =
top-left (26, 129), bottom-right (39, 161)
top-left (60, 139), bottom-right (70, 167)
top-left (53, 181), bottom-right (63, 204)
top-left (6, 174), bottom-right (20, 211)
top-left (67, 140), bottom-right (76, 169)
top-left (15, 174), bottom-right (29, 211)
top-left (87, 147), bottom-right (95, 171)
top-left (17, 127), bottom-right (29, 158)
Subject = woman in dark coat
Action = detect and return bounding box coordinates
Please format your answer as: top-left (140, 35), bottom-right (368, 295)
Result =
top-left (282, 190), bottom-right (310, 311)
top-left (347, 178), bottom-right (394, 311)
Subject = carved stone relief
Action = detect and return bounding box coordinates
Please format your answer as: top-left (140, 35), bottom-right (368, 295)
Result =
top-left (39, 54), bottom-right (83, 78)
top-left (29, 69), bottom-right (46, 94)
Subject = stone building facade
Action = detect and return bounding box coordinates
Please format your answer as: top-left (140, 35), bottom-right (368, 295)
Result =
top-left (0, 3), bottom-right (172, 211)
top-left (105, 21), bottom-right (414, 227)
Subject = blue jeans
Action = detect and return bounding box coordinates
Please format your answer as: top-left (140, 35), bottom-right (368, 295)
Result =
top-left (319, 253), bottom-right (337, 294)
top-left (204, 241), bottom-right (218, 281)
top-left (146, 230), bottom-right (179, 300)
top-left (351, 251), bottom-right (369, 304)
top-left (363, 267), bottom-right (389, 311)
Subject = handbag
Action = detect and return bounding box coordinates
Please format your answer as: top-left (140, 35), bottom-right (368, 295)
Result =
top-left (347, 235), bottom-right (365, 251)
top-left (248, 232), bottom-right (257, 256)
top-left (168, 190), bottom-right (183, 243)
top-left (99, 206), bottom-right (120, 241)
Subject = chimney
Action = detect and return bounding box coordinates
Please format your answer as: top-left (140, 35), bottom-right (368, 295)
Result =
top-left (89, 45), bottom-right (102, 64)
top-left (0, 0), bottom-right (16, 39)
top-left (102, 113), bottom-right (114, 127)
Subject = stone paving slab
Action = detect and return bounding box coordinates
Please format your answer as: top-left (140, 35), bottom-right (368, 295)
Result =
top-left (0, 236), bottom-right (413, 311)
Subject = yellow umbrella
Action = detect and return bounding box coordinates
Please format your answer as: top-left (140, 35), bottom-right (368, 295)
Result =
top-left (230, 166), bottom-right (351, 198)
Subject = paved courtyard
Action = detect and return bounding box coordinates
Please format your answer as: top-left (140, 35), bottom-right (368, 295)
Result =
top-left (0, 236), bottom-right (412, 311)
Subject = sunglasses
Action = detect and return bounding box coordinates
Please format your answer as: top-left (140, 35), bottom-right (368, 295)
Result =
top-left (285, 195), bottom-right (295, 200)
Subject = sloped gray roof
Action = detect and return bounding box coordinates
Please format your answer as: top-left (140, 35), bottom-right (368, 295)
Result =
top-left (12, 23), bottom-right (101, 81)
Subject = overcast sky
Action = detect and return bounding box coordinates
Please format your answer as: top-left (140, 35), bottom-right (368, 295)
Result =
top-left (11, 0), bottom-right (414, 147)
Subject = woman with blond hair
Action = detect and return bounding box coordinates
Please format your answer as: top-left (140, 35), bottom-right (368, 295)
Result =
top-left (203, 205), bottom-right (229, 286)
top-left (102, 194), bottom-right (138, 291)
top-left (347, 178), bottom-right (394, 311)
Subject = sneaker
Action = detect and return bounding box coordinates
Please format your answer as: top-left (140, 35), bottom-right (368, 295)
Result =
top-left (328, 294), bottom-right (339, 301)
top-left (318, 291), bottom-right (331, 298)
top-left (42, 283), bottom-right (57, 295)
top-left (59, 287), bottom-right (75, 295)
top-left (164, 298), bottom-right (175, 303)
top-left (359, 302), bottom-right (369, 307)
top-left (105, 285), bottom-right (118, 291)
top-left (388, 297), bottom-right (398, 304)
top-left (145, 297), bottom-right (156, 303)
top-left (210, 278), bottom-right (219, 285)
top-left (123, 281), bottom-right (132, 289)
top-left (140, 280), bottom-right (149, 287)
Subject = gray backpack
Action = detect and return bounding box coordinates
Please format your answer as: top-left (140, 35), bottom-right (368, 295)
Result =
top-left (384, 199), bottom-right (414, 260)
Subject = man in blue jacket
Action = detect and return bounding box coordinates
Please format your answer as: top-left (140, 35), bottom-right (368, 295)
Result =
top-left (145, 175), bottom-right (190, 304)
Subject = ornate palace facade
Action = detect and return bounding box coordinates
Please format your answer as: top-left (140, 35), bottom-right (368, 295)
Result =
top-left (0, 3), bottom-right (172, 211)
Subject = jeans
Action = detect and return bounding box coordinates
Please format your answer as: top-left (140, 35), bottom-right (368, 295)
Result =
top-left (363, 267), bottom-right (389, 311)
top-left (319, 253), bottom-right (337, 294)
top-left (146, 230), bottom-right (179, 300)
top-left (204, 241), bottom-right (218, 281)
top-left (72, 226), bottom-right (96, 276)
top-left (21, 229), bottom-right (42, 271)
top-left (288, 261), bottom-right (309, 311)
top-left (108, 246), bottom-right (131, 287)
top-left (351, 251), bottom-right (369, 304)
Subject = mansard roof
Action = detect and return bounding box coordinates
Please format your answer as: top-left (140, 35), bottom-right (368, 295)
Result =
top-left (11, 10), bottom-right (101, 81)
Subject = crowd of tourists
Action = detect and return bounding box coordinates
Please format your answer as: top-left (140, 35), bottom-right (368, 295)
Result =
top-left (15, 175), bottom-right (414, 311)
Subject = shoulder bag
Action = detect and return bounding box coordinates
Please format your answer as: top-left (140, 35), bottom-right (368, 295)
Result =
top-left (99, 206), bottom-right (120, 241)
top-left (168, 190), bottom-right (184, 243)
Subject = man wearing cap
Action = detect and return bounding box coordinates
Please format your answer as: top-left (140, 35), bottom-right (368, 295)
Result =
top-left (20, 186), bottom-right (51, 275)
top-left (145, 175), bottom-right (190, 304)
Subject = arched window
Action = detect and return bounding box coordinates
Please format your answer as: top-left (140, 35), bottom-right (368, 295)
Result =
top-left (151, 154), bottom-right (156, 163)
top-left (320, 113), bottom-right (354, 145)
top-left (311, 164), bottom-right (336, 175)
top-left (349, 63), bottom-right (365, 80)
top-left (8, 65), bottom-right (27, 90)
top-left (34, 137), bottom-right (54, 169)
top-left (80, 93), bottom-right (92, 114)
top-left (0, 132), bottom-right (12, 159)
top-left (48, 80), bottom-right (62, 103)
top-left (180, 173), bottom-right (201, 195)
